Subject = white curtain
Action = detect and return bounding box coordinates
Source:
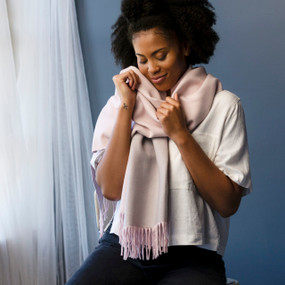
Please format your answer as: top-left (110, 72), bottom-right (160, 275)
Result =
top-left (0, 0), bottom-right (98, 284)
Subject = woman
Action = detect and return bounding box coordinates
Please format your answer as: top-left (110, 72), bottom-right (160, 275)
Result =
top-left (67, 0), bottom-right (252, 284)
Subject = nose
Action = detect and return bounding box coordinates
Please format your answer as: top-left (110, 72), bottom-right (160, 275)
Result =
top-left (148, 60), bottom-right (160, 74)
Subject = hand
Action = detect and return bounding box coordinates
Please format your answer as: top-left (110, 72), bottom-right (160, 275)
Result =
top-left (112, 70), bottom-right (140, 110)
top-left (156, 93), bottom-right (188, 141)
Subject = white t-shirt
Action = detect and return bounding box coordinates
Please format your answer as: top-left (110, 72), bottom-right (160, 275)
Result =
top-left (91, 90), bottom-right (252, 256)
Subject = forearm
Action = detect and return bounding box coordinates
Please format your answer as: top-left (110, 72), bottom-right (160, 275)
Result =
top-left (174, 131), bottom-right (242, 217)
top-left (96, 104), bottom-right (133, 201)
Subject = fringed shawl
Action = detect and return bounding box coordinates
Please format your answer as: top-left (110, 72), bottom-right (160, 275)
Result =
top-left (92, 66), bottom-right (222, 260)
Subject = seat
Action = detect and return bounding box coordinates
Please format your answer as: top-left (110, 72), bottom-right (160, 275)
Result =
top-left (226, 278), bottom-right (239, 285)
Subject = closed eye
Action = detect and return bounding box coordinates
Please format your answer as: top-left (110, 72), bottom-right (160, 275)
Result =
top-left (138, 54), bottom-right (167, 65)
top-left (157, 54), bottom-right (167, 61)
top-left (136, 48), bottom-right (168, 64)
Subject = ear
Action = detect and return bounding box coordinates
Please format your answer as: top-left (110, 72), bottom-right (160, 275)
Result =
top-left (184, 44), bottom-right (190, 56)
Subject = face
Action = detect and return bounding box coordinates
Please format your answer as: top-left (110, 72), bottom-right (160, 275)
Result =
top-left (132, 27), bottom-right (188, 92)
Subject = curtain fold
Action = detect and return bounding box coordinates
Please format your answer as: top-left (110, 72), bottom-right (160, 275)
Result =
top-left (0, 0), bottom-right (98, 284)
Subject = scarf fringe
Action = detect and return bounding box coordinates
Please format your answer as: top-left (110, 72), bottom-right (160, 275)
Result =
top-left (119, 213), bottom-right (168, 260)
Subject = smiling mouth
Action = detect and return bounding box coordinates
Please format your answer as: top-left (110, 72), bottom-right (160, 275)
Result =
top-left (151, 74), bottom-right (167, 84)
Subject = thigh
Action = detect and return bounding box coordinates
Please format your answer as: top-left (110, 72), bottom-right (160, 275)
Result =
top-left (156, 246), bottom-right (226, 285)
top-left (66, 241), bottom-right (146, 285)
top-left (156, 265), bottom-right (226, 285)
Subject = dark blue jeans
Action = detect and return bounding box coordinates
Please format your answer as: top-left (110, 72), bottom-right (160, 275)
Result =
top-left (66, 225), bottom-right (226, 285)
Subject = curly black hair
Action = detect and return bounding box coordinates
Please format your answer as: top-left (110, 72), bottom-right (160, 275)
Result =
top-left (111, 0), bottom-right (219, 68)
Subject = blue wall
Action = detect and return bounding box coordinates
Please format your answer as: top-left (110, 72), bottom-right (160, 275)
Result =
top-left (75, 1), bottom-right (285, 284)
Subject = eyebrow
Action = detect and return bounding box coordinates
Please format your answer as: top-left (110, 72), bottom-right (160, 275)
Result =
top-left (135, 47), bottom-right (167, 57)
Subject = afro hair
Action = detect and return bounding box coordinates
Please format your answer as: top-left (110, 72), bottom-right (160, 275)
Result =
top-left (111, 0), bottom-right (219, 68)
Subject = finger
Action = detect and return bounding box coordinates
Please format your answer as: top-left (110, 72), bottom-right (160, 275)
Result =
top-left (156, 106), bottom-right (169, 116)
top-left (127, 71), bottom-right (140, 91)
top-left (133, 72), bottom-right (141, 88)
top-left (159, 102), bottom-right (175, 111)
top-left (165, 95), bottom-right (180, 107)
top-left (161, 98), bottom-right (180, 111)
top-left (115, 71), bottom-right (138, 89)
top-left (174, 93), bottom-right (179, 101)
top-left (156, 109), bottom-right (165, 121)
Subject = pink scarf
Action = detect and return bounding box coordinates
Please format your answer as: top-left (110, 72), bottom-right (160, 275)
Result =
top-left (92, 66), bottom-right (222, 260)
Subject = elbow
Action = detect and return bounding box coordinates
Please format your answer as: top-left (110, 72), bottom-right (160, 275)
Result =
top-left (218, 183), bottom-right (243, 218)
top-left (218, 199), bottom-right (241, 218)
top-left (96, 173), bottom-right (120, 201)
top-left (219, 205), bottom-right (238, 218)
top-left (101, 186), bottom-right (121, 201)
top-left (97, 176), bottom-right (122, 201)
top-left (96, 167), bottom-right (122, 201)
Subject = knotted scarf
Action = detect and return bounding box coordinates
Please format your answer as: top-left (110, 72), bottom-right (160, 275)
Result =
top-left (92, 66), bottom-right (222, 260)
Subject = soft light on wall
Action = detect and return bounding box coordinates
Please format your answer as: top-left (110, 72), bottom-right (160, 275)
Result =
top-left (75, 0), bottom-right (285, 284)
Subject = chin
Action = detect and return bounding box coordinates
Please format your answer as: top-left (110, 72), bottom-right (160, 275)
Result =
top-left (155, 85), bottom-right (172, 93)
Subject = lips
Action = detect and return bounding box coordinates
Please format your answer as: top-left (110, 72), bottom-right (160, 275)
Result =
top-left (151, 74), bottom-right (167, 84)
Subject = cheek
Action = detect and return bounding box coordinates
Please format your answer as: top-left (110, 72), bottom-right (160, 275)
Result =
top-left (138, 65), bottom-right (149, 77)
top-left (168, 55), bottom-right (187, 75)
top-left (164, 54), bottom-right (183, 71)
top-left (138, 63), bottom-right (146, 74)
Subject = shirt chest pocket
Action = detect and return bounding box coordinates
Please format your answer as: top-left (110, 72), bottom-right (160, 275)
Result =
top-left (192, 132), bottom-right (218, 161)
top-left (168, 133), bottom-right (218, 190)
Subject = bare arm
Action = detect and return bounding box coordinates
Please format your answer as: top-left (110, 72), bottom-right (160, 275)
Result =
top-left (96, 70), bottom-right (140, 201)
top-left (156, 93), bottom-right (242, 217)
top-left (172, 132), bottom-right (242, 217)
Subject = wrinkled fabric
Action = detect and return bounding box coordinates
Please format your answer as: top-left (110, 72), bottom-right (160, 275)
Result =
top-left (92, 66), bottom-right (222, 259)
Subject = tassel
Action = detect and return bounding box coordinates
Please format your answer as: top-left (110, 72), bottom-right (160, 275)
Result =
top-left (119, 213), bottom-right (168, 260)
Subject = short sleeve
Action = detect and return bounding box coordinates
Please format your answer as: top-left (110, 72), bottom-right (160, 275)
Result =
top-left (90, 149), bottom-right (105, 172)
top-left (214, 100), bottom-right (252, 196)
top-left (90, 150), bottom-right (116, 235)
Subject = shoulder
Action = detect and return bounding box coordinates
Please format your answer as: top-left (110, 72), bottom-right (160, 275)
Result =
top-left (212, 90), bottom-right (241, 109)
top-left (195, 90), bottom-right (246, 136)
top-left (208, 90), bottom-right (244, 120)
